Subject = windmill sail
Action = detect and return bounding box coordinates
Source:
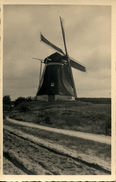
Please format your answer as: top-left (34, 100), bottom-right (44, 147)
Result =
top-left (40, 33), bottom-right (64, 55)
top-left (59, 16), bottom-right (77, 98)
top-left (60, 17), bottom-right (68, 56)
top-left (40, 33), bottom-right (86, 72)
top-left (70, 58), bottom-right (86, 72)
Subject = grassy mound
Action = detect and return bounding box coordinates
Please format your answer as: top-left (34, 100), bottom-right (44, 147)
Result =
top-left (6, 100), bottom-right (111, 136)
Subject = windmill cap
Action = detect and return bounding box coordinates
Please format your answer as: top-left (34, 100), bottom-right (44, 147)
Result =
top-left (44, 52), bottom-right (64, 64)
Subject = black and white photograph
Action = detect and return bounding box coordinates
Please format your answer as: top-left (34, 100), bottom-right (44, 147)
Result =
top-left (1, 0), bottom-right (116, 180)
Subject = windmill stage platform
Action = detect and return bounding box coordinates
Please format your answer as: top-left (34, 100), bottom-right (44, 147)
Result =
top-left (37, 95), bottom-right (75, 102)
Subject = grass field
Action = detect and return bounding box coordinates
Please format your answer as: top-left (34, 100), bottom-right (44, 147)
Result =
top-left (5, 99), bottom-right (111, 136)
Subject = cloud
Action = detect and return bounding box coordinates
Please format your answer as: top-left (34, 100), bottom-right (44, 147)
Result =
top-left (3, 5), bottom-right (111, 100)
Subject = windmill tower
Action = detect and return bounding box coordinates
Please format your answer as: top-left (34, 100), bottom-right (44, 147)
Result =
top-left (36, 17), bottom-right (86, 102)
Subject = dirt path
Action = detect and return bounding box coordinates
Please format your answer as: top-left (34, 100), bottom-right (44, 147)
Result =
top-left (6, 117), bottom-right (111, 145)
top-left (3, 157), bottom-right (26, 175)
top-left (3, 126), bottom-right (110, 175)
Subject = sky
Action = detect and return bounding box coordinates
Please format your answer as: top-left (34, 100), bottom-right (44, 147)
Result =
top-left (3, 5), bottom-right (111, 100)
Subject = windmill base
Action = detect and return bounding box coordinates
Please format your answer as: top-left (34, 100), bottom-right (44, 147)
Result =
top-left (37, 95), bottom-right (75, 102)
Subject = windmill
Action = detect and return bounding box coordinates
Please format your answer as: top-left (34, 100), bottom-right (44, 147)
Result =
top-left (36, 17), bottom-right (86, 102)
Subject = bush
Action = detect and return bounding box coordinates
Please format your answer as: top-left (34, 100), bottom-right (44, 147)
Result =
top-left (43, 116), bottom-right (52, 124)
top-left (26, 97), bottom-right (32, 102)
top-left (105, 118), bottom-right (111, 136)
top-left (14, 97), bottom-right (26, 106)
top-left (17, 103), bottom-right (30, 112)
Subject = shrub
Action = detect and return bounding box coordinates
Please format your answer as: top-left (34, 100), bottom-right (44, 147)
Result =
top-left (18, 103), bottom-right (30, 112)
top-left (14, 97), bottom-right (26, 106)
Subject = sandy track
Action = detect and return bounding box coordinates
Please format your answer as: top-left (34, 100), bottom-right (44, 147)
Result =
top-left (3, 156), bottom-right (27, 175)
top-left (4, 124), bottom-right (111, 174)
top-left (6, 117), bottom-right (111, 145)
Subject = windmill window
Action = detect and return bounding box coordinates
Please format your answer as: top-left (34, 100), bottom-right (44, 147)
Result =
top-left (51, 82), bottom-right (55, 87)
top-left (63, 60), bottom-right (67, 65)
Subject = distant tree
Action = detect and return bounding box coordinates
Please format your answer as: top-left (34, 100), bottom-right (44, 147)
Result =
top-left (76, 97), bottom-right (111, 104)
top-left (26, 96), bottom-right (32, 102)
top-left (14, 97), bottom-right (26, 106)
top-left (3, 95), bottom-right (11, 110)
top-left (3, 95), bottom-right (11, 105)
